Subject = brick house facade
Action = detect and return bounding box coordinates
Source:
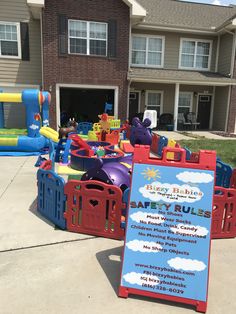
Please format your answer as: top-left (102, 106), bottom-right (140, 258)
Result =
top-left (42, 0), bottom-right (130, 129)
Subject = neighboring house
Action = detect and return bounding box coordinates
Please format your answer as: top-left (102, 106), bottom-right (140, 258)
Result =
top-left (2, 0), bottom-right (236, 133)
top-left (0, 0), bottom-right (42, 129)
top-left (129, 0), bottom-right (236, 133)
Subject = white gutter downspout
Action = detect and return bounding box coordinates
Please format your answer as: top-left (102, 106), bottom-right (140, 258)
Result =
top-left (127, 78), bottom-right (132, 119)
top-left (40, 10), bottom-right (44, 88)
top-left (215, 35), bottom-right (220, 72)
top-left (227, 29), bottom-right (236, 133)
top-left (211, 35), bottom-right (220, 130)
top-left (174, 83), bottom-right (180, 131)
top-left (127, 1), bottom-right (146, 120)
top-left (127, 21), bottom-right (132, 120)
top-left (230, 30), bottom-right (236, 77)
top-left (209, 87), bottom-right (215, 130)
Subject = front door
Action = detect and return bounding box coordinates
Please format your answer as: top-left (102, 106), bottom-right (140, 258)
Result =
top-left (197, 95), bottom-right (212, 129)
top-left (129, 92), bottom-right (140, 122)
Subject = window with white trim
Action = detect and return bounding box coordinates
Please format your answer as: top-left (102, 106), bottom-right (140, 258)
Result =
top-left (179, 39), bottom-right (211, 70)
top-left (178, 92), bottom-right (193, 115)
top-left (132, 36), bottom-right (164, 67)
top-left (68, 20), bottom-right (107, 56)
top-left (146, 92), bottom-right (162, 117)
top-left (0, 22), bottom-right (20, 57)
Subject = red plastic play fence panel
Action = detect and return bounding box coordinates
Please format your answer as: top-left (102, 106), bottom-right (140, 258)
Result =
top-left (212, 187), bottom-right (236, 239)
top-left (230, 169), bottom-right (236, 189)
top-left (151, 133), bottom-right (159, 155)
top-left (70, 134), bottom-right (94, 156)
top-left (64, 180), bottom-right (125, 240)
top-left (40, 159), bottom-right (52, 170)
top-left (132, 145), bottom-right (215, 170)
top-left (122, 121), bottom-right (131, 139)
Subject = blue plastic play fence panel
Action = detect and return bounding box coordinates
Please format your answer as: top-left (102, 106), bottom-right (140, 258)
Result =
top-left (184, 147), bottom-right (191, 161)
top-left (120, 163), bottom-right (214, 302)
top-left (77, 122), bottom-right (93, 135)
top-left (37, 169), bottom-right (66, 229)
top-left (216, 160), bottom-right (232, 188)
top-left (158, 136), bottom-right (168, 156)
top-left (122, 188), bottom-right (130, 216)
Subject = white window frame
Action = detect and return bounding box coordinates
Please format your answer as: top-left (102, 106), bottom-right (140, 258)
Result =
top-left (131, 34), bottom-right (165, 68)
top-left (178, 92), bottom-right (193, 114)
top-left (68, 19), bottom-right (108, 57)
top-left (0, 21), bottom-right (21, 59)
top-left (179, 38), bottom-right (212, 71)
top-left (145, 90), bottom-right (164, 116)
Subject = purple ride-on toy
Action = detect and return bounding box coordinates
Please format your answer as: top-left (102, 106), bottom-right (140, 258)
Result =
top-left (130, 117), bottom-right (152, 147)
top-left (81, 156), bottom-right (132, 192)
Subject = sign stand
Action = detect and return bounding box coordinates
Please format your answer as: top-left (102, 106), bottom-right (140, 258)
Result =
top-left (119, 145), bottom-right (216, 313)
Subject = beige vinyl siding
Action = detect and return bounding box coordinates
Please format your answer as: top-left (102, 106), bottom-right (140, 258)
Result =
top-left (218, 33), bottom-right (233, 76)
top-left (0, 0), bottom-right (29, 20)
top-left (212, 86), bottom-right (229, 130)
top-left (131, 82), bottom-right (174, 113)
top-left (132, 29), bottom-right (217, 71)
top-left (0, 0), bottom-right (42, 85)
top-left (131, 82), bottom-right (213, 116)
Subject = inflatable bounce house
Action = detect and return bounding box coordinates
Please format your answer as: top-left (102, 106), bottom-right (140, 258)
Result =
top-left (0, 89), bottom-right (57, 154)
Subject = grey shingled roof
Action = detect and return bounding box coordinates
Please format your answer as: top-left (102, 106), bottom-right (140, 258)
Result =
top-left (136, 0), bottom-right (236, 31)
top-left (129, 68), bottom-right (236, 85)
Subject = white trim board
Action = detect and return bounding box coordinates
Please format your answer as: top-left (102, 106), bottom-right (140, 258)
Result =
top-left (131, 34), bottom-right (165, 68)
top-left (128, 77), bottom-right (236, 86)
top-left (0, 83), bottom-right (39, 88)
top-left (68, 19), bottom-right (108, 57)
top-left (134, 24), bottom-right (218, 35)
top-left (0, 21), bottom-right (21, 60)
top-left (122, 0), bottom-right (146, 18)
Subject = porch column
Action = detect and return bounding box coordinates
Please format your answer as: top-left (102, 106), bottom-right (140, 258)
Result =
top-left (173, 83), bottom-right (180, 131)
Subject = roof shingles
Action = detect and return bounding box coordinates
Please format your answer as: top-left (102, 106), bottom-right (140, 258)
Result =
top-left (136, 0), bottom-right (236, 30)
top-left (129, 67), bottom-right (236, 85)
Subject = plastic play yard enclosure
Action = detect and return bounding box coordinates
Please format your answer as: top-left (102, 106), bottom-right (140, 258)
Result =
top-left (1, 89), bottom-right (236, 312)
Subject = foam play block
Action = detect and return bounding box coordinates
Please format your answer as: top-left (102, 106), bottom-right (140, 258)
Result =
top-left (57, 164), bottom-right (85, 176)
top-left (88, 131), bottom-right (98, 141)
top-left (122, 143), bottom-right (134, 153)
top-left (68, 173), bottom-right (84, 181)
top-left (167, 138), bottom-right (176, 160)
top-left (120, 140), bottom-right (130, 150)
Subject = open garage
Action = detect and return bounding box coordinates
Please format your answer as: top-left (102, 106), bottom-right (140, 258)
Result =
top-left (59, 87), bottom-right (115, 126)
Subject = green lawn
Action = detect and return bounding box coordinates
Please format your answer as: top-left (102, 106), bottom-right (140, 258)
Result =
top-left (179, 139), bottom-right (236, 168)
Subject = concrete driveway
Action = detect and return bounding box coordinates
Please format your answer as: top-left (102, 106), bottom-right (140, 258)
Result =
top-left (0, 156), bottom-right (236, 314)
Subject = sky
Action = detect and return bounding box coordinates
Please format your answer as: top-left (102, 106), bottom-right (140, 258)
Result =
top-left (181, 0), bottom-right (236, 6)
